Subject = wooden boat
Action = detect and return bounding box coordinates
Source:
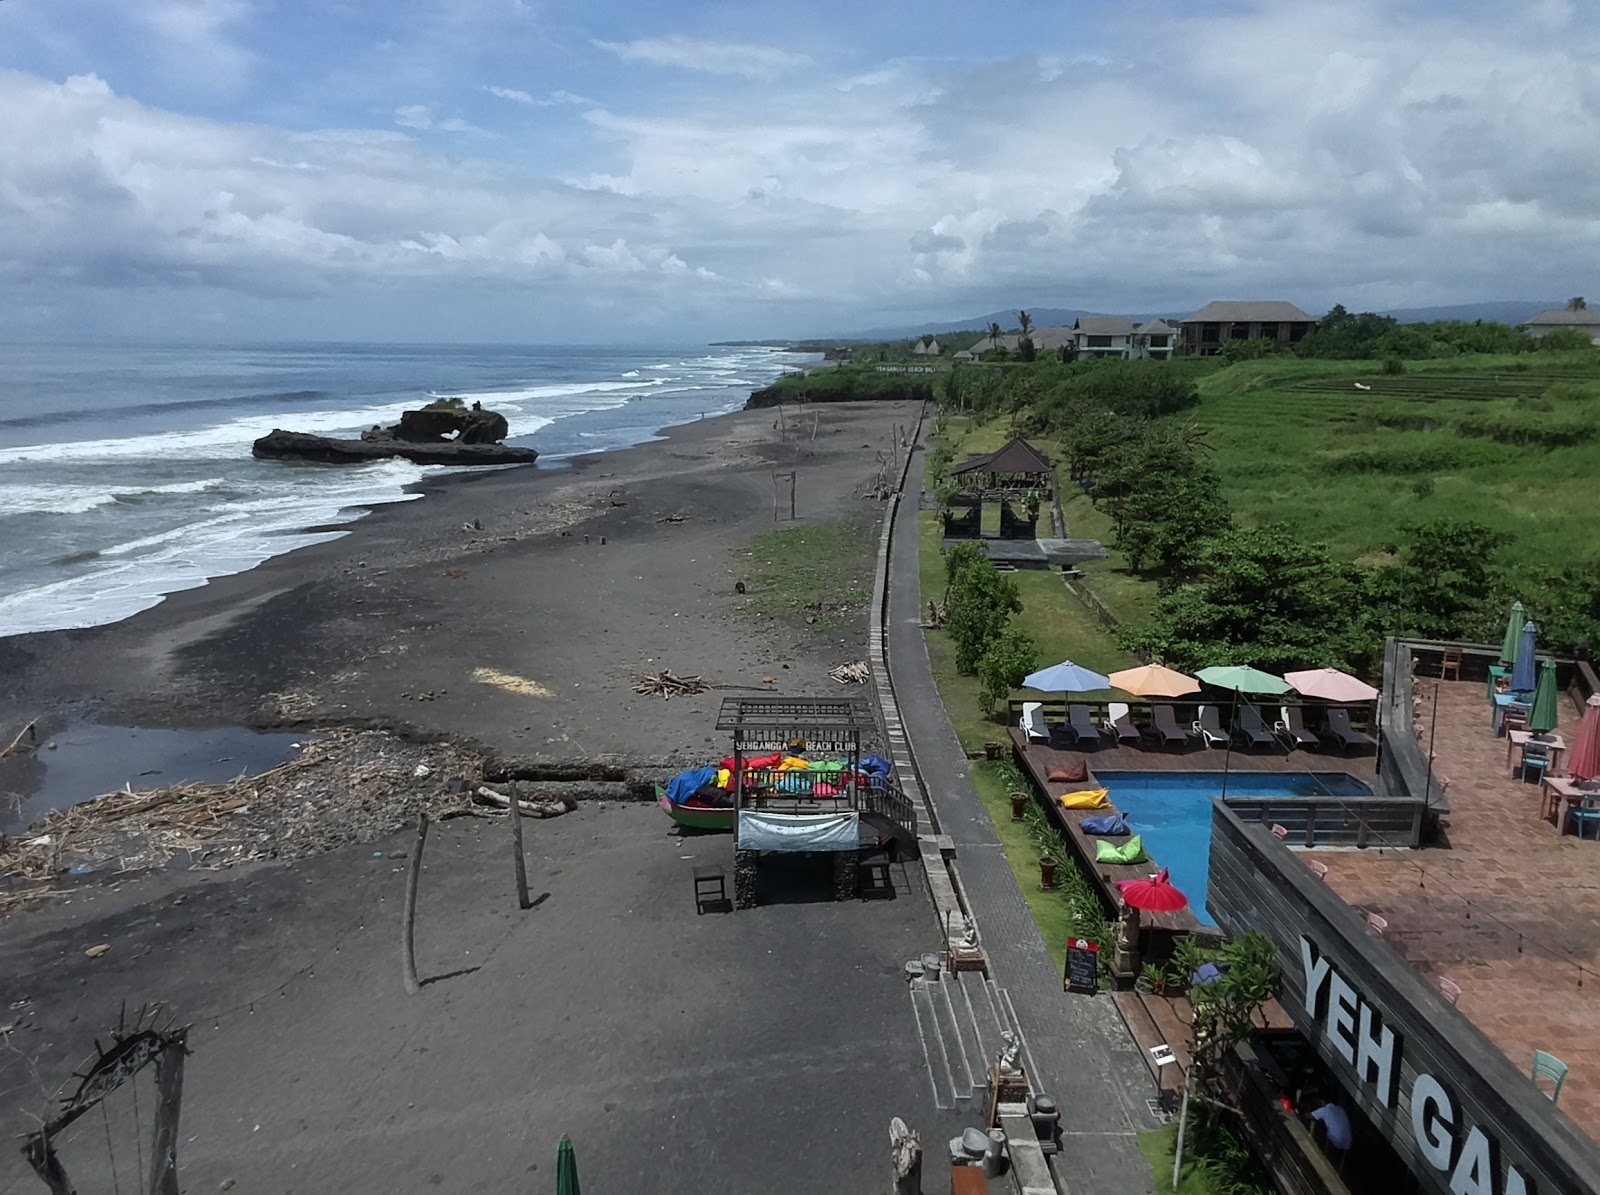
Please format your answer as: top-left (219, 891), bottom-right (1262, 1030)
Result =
top-left (657, 785), bottom-right (735, 832)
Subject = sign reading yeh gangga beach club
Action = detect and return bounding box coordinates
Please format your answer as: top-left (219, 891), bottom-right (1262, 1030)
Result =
top-left (1301, 937), bottom-right (1535, 1195)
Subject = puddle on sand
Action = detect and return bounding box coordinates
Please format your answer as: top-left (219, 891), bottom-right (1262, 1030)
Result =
top-left (0, 723), bottom-right (304, 834)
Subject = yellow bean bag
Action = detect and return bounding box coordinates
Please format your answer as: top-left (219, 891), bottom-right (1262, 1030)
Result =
top-left (1058, 787), bottom-right (1111, 810)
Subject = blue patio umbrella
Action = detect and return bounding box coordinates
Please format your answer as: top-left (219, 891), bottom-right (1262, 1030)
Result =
top-left (1510, 620), bottom-right (1538, 693)
top-left (1023, 660), bottom-right (1111, 692)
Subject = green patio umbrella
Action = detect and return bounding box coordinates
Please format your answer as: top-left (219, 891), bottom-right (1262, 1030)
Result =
top-left (556, 1133), bottom-right (581, 1195)
top-left (1196, 665), bottom-right (1292, 695)
top-left (1500, 600), bottom-right (1526, 666)
top-left (1527, 658), bottom-right (1560, 735)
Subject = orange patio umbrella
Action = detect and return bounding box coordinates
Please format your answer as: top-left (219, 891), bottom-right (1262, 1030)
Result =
top-left (1108, 663), bottom-right (1201, 698)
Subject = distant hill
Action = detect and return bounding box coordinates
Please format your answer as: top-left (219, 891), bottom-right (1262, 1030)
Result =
top-left (835, 300), bottom-right (1560, 342)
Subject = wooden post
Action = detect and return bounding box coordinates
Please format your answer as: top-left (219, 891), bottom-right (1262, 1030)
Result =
top-left (788, 472), bottom-right (796, 520)
top-left (890, 1117), bottom-right (922, 1195)
top-left (509, 780), bottom-right (530, 909)
top-left (1171, 1066), bottom-right (1194, 1190)
top-left (148, 1030), bottom-right (188, 1195)
top-left (402, 812), bottom-right (429, 995)
top-left (21, 1134), bottom-right (74, 1195)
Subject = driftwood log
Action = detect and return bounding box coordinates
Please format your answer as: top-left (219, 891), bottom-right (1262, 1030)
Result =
top-left (473, 786), bottom-right (575, 818)
top-left (829, 661), bottom-right (870, 685)
top-left (632, 671), bottom-right (708, 699)
top-left (2, 720), bottom-right (38, 758)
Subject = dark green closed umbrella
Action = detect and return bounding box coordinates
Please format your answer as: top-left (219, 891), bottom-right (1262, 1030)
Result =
top-left (1500, 600), bottom-right (1525, 665)
top-left (1528, 659), bottom-right (1560, 735)
top-left (556, 1133), bottom-right (581, 1195)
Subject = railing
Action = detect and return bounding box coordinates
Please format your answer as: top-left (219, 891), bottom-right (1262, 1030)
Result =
top-left (1226, 794), bottom-right (1424, 848)
top-left (860, 774), bottom-right (917, 837)
top-left (735, 767), bottom-right (917, 836)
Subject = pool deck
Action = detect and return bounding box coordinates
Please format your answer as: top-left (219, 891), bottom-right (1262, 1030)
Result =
top-left (1007, 729), bottom-right (1378, 935)
top-left (1312, 678), bottom-right (1600, 1144)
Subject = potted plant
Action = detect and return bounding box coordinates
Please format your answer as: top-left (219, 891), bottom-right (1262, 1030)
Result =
top-left (984, 741), bottom-right (1004, 761)
top-left (1039, 855), bottom-right (1059, 890)
top-left (1009, 791), bottom-right (1030, 821)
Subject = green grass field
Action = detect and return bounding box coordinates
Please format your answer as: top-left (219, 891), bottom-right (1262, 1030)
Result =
top-left (1192, 352), bottom-right (1600, 572)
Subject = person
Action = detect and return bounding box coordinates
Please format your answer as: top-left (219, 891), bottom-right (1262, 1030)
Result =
top-left (1310, 1101), bottom-right (1353, 1152)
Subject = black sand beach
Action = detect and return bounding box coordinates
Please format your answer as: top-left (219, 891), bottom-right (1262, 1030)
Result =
top-left (0, 399), bottom-right (957, 1193)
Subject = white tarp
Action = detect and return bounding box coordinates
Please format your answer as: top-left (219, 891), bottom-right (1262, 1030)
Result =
top-left (737, 810), bottom-right (860, 853)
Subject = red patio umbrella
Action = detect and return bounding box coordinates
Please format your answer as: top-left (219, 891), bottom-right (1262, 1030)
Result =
top-left (1115, 867), bottom-right (1189, 912)
top-left (1569, 695), bottom-right (1600, 781)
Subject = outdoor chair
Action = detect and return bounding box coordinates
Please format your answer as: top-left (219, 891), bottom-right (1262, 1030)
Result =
top-left (1438, 978), bottom-right (1462, 1006)
top-left (1569, 794), bottom-right (1600, 840)
top-left (1102, 701), bottom-right (1142, 746)
top-left (1065, 703), bottom-right (1101, 747)
top-left (1437, 647), bottom-right (1463, 681)
top-left (1275, 705), bottom-right (1320, 750)
top-left (1365, 912), bottom-right (1388, 935)
top-left (1518, 742), bottom-right (1551, 784)
top-left (1324, 708), bottom-right (1375, 752)
top-left (1020, 701), bottom-right (1049, 743)
top-left (1193, 705), bottom-right (1229, 747)
top-left (1151, 705), bottom-right (1189, 748)
top-left (1235, 704), bottom-right (1277, 750)
top-left (1531, 1051), bottom-right (1568, 1104)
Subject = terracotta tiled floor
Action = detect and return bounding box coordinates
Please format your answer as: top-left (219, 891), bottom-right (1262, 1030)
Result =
top-left (1316, 680), bottom-right (1600, 1140)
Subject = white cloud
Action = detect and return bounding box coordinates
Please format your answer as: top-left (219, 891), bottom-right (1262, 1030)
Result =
top-left (594, 35), bottom-right (811, 79)
top-left (394, 104), bottom-right (434, 130)
top-left (484, 85), bottom-right (535, 104)
top-left (136, 0), bottom-right (255, 85)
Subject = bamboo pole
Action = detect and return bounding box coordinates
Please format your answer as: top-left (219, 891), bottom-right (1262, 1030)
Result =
top-left (149, 1030), bottom-right (188, 1195)
top-left (401, 812), bottom-right (429, 995)
top-left (509, 780), bottom-right (530, 909)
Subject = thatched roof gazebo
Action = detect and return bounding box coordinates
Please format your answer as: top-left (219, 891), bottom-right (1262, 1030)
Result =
top-left (949, 436), bottom-right (1052, 496)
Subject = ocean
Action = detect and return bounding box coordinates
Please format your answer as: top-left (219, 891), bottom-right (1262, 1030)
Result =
top-left (0, 341), bottom-right (813, 638)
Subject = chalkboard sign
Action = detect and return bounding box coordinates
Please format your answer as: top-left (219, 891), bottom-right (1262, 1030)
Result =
top-left (1064, 937), bottom-right (1098, 992)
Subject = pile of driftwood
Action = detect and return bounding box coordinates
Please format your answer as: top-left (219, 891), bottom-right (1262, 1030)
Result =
top-left (829, 661), bottom-right (870, 684)
top-left (472, 786), bottom-right (575, 818)
top-left (633, 671), bottom-right (708, 699)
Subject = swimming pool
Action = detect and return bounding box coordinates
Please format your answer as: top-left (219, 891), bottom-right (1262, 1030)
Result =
top-left (1090, 772), bottom-right (1374, 927)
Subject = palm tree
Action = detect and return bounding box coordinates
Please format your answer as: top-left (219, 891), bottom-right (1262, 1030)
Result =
top-left (1018, 310), bottom-right (1033, 336)
top-left (986, 322), bottom-right (1003, 350)
top-left (1568, 297), bottom-right (1587, 311)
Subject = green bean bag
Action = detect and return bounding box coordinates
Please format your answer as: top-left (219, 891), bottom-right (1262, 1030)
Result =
top-left (1095, 834), bottom-right (1146, 865)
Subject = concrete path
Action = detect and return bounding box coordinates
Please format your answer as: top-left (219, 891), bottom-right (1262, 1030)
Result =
top-left (887, 445), bottom-right (1160, 1194)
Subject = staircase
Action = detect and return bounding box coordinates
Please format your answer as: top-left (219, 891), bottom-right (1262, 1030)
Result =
top-left (908, 968), bottom-right (1036, 1110)
top-left (859, 775), bottom-right (918, 853)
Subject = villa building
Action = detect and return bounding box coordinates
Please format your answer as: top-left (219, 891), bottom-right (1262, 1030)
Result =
top-left (1179, 301), bottom-right (1316, 354)
top-left (1523, 306), bottom-right (1600, 345)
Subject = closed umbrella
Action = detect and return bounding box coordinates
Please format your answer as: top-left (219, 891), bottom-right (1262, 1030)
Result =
top-left (1510, 621), bottom-right (1538, 693)
top-left (1116, 867), bottom-right (1189, 912)
top-left (556, 1133), bottom-right (581, 1195)
top-left (1527, 659), bottom-right (1560, 735)
top-left (1108, 663), bottom-right (1200, 697)
top-left (1284, 667), bottom-right (1379, 703)
top-left (1196, 665), bottom-right (1292, 696)
top-left (1500, 600), bottom-right (1526, 666)
top-left (1569, 695), bottom-right (1600, 781)
top-left (1023, 660), bottom-right (1111, 693)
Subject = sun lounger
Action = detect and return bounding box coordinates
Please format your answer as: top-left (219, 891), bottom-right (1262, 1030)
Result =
top-left (1235, 703), bottom-right (1277, 750)
top-left (1193, 705), bottom-right (1228, 747)
top-left (1275, 705), bottom-right (1319, 750)
top-left (1102, 701), bottom-right (1142, 745)
top-left (1020, 701), bottom-right (1049, 743)
top-left (1325, 707), bottom-right (1375, 752)
top-left (1151, 704), bottom-right (1189, 747)
top-left (1064, 703), bottom-right (1101, 746)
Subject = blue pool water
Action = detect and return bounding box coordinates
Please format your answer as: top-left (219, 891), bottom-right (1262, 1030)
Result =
top-left (1090, 772), bottom-right (1374, 926)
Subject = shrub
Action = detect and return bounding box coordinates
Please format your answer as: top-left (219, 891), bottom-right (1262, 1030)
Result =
top-left (978, 627), bottom-right (1039, 714)
top-left (1382, 354), bottom-right (1406, 375)
top-left (946, 558), bottom-right (1022, 674)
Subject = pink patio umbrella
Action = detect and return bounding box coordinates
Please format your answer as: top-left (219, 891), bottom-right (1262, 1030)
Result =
top-left (1569, 695), bottom-right (1600, 781)
top-left (1284, 667), bottom-right (1380, 703)
top-left (1116, 867), bottom-right (1190, 912)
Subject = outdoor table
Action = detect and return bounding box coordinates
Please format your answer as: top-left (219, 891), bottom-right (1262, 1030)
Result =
top-left (1541, 775), bottom-right (1600, 830)
top-left (1487, 664), bottom-right (1509, 701)
top-left (1491, 692), bottom-right (1531, 735)
top-left (1507, 730), bottom-right (1565, 776)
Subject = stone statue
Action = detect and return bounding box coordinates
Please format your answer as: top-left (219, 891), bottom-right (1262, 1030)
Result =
top-left (998, 1029), bottom-right (1023, 1076)
top-left (959, 920), bottom-right (980, 952)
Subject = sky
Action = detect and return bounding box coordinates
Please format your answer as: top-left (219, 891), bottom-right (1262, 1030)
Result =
top-left (1, 0), bottom-right (1598, 343)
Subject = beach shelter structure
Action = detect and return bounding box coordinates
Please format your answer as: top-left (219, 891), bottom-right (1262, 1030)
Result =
top-left (556, 1133), bottom-right (581, 1195)
top-left (1024, 661), bottom-right (1111, 694)
top-left (1500, 600), bottom-right (1526, 666)
top-left (1569, 695), bottom-right (1600, 781)
top-left (1108, 663), bottom-right (1200, 698)
top-left (949, 437), bottom-right (1053, 495)
top-left (1284, 667), bottom-right (1379, 703)
top-left (1527, 660), bottom-right (1560, 735)
top-left (1511, 621), bottom-right (1539, 693)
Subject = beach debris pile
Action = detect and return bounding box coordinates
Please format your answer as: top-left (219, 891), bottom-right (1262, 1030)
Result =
top-left (632, 671), bottom-right (708, 699)
top-left (828, 661), bottom-right (870, 685)
top-left (472, 785), bottom-right (575, 818)
top-left (0, 730), bottom-right (486, 914)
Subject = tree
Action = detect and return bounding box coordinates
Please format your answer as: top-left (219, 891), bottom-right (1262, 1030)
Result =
top-left (1017, 310), bottom-right (1033, 336)
top-left (1122, 526), bottom-right (1372, 672)
top-left (943, 540), bottom-right (985, 599)
top-left (1371, 518), bottom-right (1507, 640)
top-left (978, 626), bottom-right (1039, 714)
top-left (1568, 297), bottom-right (1587, 311)
top-left (986, 321), bottom-right (1003, 349)
top-left (946, 558), bottom-right (1022, 674)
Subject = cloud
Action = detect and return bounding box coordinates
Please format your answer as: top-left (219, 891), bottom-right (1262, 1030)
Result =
top-left (484, 86), bottom-right (535, 105)
top-left (594, 35), bottom-right (811, 79)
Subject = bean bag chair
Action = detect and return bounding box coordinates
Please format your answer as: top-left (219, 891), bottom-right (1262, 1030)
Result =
top-left (1058, 787), bottom-right (1111, 810)
top-left (1096, 834), bottom-right (1146, 864)
top-left (1047, 761), bottom-right (1088, 784)
top-left (1081, 813), bottom-right (1130, 836)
